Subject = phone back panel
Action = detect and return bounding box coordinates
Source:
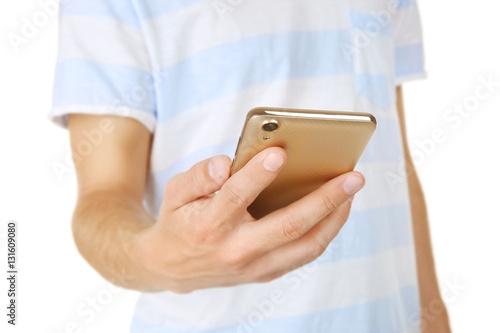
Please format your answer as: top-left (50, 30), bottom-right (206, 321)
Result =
top-left (231, 107), bottom-right (377, 219)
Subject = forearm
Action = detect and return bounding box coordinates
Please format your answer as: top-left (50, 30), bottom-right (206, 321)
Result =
top-left (72, 189), bottom-right (161, 292)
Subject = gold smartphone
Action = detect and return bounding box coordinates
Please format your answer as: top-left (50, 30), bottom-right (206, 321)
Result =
top-left (231, 107), bottom-right (377, 219)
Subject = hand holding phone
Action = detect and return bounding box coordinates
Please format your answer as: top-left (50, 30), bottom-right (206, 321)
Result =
top-left (130, 145), bottom-right (365, 292)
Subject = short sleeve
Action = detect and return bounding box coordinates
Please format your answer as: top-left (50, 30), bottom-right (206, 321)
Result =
top-left (50, 0), bottom-right (157, 132)
top-left (393, 0), bottom-right (426, 85)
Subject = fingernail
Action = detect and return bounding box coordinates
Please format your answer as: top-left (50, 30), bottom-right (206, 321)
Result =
top-left (343, 174), bottom-right (365, 196)
top-left (263, 153), bottom-right (285, 172)
top-left (209, 156), bottom-right (227, 181)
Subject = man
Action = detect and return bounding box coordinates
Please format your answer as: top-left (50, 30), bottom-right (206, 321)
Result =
top-left (51, 0), bottom-right (451, 331)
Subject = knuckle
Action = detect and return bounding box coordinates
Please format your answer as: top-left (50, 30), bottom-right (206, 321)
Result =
top-left (281, 214), bottom-right (305, 240)
top-left (222, 184), bottom-right (245, 206)
top-left (220, 247), bottom-right (250, 271)
top-left (321, 193), bottom-right (341, 211)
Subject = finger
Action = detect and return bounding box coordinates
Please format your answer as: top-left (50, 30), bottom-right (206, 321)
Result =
top-left (242, 198), bottom-right (353, 283)
top-left (210, 147), bottom-right (287, 219)
top-left (242, 171), bottom-right (364, 255)
top-left (163, 155), bottom-right (231, 211)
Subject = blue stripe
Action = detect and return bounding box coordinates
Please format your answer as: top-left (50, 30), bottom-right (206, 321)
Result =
top-left (130, 285), bottom-right (420, 332)
top-left (155, 30), bottom-right (354, 122)
top-left (52, 59), bottom-right (156, 116)
top-left (355, 74), bottom-right (395, 110)
top-left (395, 44), bottom-right (425, 79)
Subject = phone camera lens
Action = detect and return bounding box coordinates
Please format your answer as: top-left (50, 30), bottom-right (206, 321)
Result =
top-left (262, 121), bottom-right (279, 132)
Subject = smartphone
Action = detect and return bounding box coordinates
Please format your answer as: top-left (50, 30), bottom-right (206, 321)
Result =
top-left (230, 107), bottom-right (377, 219)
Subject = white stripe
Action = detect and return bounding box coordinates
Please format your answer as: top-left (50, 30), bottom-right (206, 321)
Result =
top-left (58, 16), bottom-right (150, 70)
top-left (150, 75), bottom-right (397, 173)
top-left (349, 0), bottom-right (402, 13)
top-left (134, 246), bottom-right (417, 329)
top-left (354, 160), bottom-right (411, 211)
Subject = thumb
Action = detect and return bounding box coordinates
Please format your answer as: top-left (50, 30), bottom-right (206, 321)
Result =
top-left (162, 155), bottom-right (231, 211)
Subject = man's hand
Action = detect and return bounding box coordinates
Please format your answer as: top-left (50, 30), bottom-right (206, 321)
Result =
top-left (68, 114), bottom-right (365, 293)
top-left (126, 147), bottom-right (365, 293)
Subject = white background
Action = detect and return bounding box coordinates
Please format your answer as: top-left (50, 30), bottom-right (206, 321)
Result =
top-left (1, 1), bottom-right (499, 332)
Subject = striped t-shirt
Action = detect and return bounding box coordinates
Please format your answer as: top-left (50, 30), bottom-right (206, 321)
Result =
top-left (51, 0), bottom-right (426, 332)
